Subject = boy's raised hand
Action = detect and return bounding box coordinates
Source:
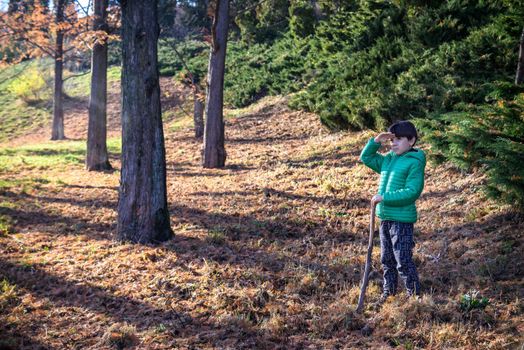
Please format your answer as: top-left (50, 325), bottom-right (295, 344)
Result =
top-left (374, 132), bottom-right (395, 143)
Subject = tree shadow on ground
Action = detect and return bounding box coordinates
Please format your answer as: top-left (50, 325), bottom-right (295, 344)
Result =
top-left (227, 135), bottom-right (310, 145)
top-left (0, 258), bottom-right (294, 349)
top-left (188, 187), bottom-right (368, 209)
top-left (0, 148), bottom-right (84, 157)
top-left (420, 187), bottom-right (463, 200)
top-left (416, 211), bottom-right (524, 297)
top-left (167, 163), bottom-right (257, 177)
top-left (262, 187), bottom-right (368, 208)
top-left (165, 202), bottom-right (364, 286)
top-left (4, 192), bottom-right (116, 210)
top-left (0, 328), bottom-right (51, 350)
top-left (282, 149), bottom-right (362, 169)
top-left (63, 184), bottom-right (118, 191)
top-left (0, 206), bottom-right (114, 237)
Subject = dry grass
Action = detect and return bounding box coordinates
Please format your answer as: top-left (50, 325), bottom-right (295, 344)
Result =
top-left (0, 87), bottom-right (523, 349)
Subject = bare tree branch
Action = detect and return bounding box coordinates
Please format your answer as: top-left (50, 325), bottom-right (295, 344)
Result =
top-left (72, 0), bottom-right (91, 17)
top-left (63, 70), bottom-right (90, 81)
top-left (0, 12), bottom-right (56, 57)
top-left (0, 60), bottom-right (31, 86)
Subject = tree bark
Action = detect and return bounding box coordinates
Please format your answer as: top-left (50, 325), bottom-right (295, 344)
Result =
top-left (51, 0), bottom-right (65, 140)
top-left (86, 0), bottom-right (111, 171)
top-left (311, 0), bottom-right (322, 21)
top-left (194, 87), bottom-right (204, 138)
top-left (117, 0), bottom-right (173, 244)
top-left (202, 0), bottom-right (228, 168)
top-left (516, 26), bottom-right (524, 85)
top-left (7, 0), bottom-right (19, 14)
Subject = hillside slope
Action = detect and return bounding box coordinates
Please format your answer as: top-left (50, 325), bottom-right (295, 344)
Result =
top-left (0, 91), bottom-right (522, 349)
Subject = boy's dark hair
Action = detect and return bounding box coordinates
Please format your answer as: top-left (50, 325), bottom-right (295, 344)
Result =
top-left (388, 121), bottom-right (418, 145)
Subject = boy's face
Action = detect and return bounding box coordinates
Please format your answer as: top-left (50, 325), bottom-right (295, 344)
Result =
top-left (391, 136), bottom-right (415, 155)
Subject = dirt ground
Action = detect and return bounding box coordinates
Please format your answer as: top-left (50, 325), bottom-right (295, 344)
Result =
top-left (0, 81), bottom-right (523, 349)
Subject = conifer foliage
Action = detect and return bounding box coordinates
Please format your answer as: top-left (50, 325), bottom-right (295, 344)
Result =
top-left (198, 0), bottom-right (524, 208)
top-left (416, 83), bottom-right (524, 209)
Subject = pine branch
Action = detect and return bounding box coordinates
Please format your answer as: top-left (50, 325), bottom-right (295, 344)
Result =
top-left (233, 0), bottom-right (273, 18)
top-left (160, 31), bottom-right (199, 91)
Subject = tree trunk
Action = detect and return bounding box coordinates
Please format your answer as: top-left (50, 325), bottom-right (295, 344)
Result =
top-left (117, 0), bottom-right (173, 244)
top-left (310, 0), bottom-right (321, 21)
top-left (202, 0), bottom-right (228, 168)
top-left (7, 0), bottom-right (19, 14)
top-left (194, 87), bottom-right (204, 138)
top-left (516, 26), bottom-right (524, 85)
top-left (86, 0), bottom-right (111, 171)
top-left (51, 0), bottom-right (65, 140)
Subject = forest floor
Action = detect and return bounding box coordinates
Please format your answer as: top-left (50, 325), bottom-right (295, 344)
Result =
top-left (0, 79), bottom-right (523, 349)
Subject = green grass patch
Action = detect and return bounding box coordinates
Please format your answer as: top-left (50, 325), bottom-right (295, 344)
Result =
top-left (0, 59), bottom-right (55, 142)
top-left (224, 95), bottom-right (284, 119)
top-left (0, 278), bottom-right (18, 311)
top-left (64, 66), bottom-right (121, 99)
top-left (166, 99), bottom-right (195, 132)
top-left (0, 214), bottom-right (14, 236)
top-left (0, 138), bottom-right (121, 173)
top-left (168, 114), bottom-right (193, 132)
top-left (0, 97), bottom-right (50, 143)
top-left (0, 60), bottom-right (121, 142)
top-left (0, 177), bottom-right (51, 191)
top-left (207, 226), bottom-right (226, 245)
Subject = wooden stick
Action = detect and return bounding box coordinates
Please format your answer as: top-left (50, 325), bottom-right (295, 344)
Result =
top-left (356, 201), bottom-right (377, 313)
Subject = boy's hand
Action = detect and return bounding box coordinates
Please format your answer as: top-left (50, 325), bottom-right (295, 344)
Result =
top-left (371, 194), bottom-right (383, 205)
top-left (374, 132), bottom-right (394, 144)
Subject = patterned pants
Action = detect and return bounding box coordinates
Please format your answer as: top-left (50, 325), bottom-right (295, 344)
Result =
top-left (379, 220), bottom-right (420, 296)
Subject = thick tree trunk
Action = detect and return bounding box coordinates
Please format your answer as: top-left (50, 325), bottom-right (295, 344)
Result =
top-left (516, 26), bottom-right (524, 85)
top-left (202, 0), bottom-right (229, 168)
top-left (117, 0), bottom-right (173, 243)
top-left (194, 87), bottom-right (204, 138)
top-left (86, 0), bottom-right (111, 171)
top-left (51, 0), bottom-right (65, 140)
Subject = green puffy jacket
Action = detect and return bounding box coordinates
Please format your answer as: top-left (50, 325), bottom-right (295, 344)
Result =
top-left (359, 138), bottom-right (426, 223)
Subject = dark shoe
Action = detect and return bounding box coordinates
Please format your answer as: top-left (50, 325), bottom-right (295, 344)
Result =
top-left (371, 293), bottom-right (392, 310)
top-left (406, 289), bottom-right (421, 299)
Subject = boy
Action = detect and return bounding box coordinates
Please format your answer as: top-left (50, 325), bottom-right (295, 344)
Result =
top-left (359, 120), bottom-right (426, 302)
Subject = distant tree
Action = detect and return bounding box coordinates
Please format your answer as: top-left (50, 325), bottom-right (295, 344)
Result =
top-left (516, 26), bottom-right (524, 85)
top-left (117, 0), bottom-right (173, 243)
top-left (158, 0), bottom-right (177, 35)
top-left (161, 22), bottom-right (205, 139)
top-left (176, 0), bottom-right (209, 38)
top-left (194, 82), bottom-right (205, 138)
top-left (0, 0), bottom-right (89, 140)
top-left (202, 0), bottom-right (228, 168)
top-left (51, 0), bottom-right (67, 140)
top-left (176, 50), bottom-right (205, 139)
top-left (86, 0), bottom-right (111, 170)
top-left (234, 0), bottom-right (290, 42)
